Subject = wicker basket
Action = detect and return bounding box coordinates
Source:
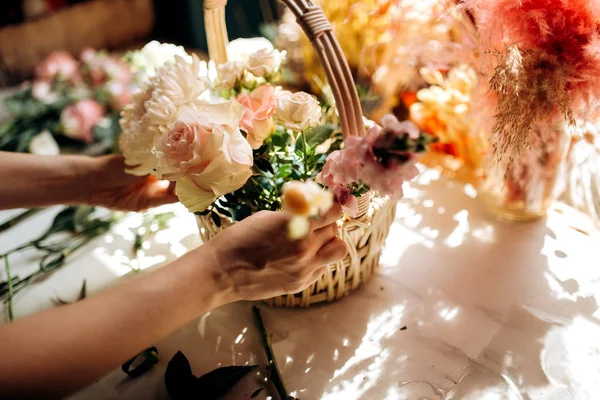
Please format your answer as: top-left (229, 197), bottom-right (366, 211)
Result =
top-left (196, 0), bottom-right (397, 307)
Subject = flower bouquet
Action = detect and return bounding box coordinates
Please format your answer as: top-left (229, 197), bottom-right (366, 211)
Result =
top-left (119, 0), bottom-right (434, 307)
top-left (0, 49), bottom-right (132, 155)
top-left (464, 0), bottom-right (600, 220)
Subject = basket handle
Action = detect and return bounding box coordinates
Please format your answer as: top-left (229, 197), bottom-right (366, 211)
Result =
top-left (203, 0), bottom-right (365, 137)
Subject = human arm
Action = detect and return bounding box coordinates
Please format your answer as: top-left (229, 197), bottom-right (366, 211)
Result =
top-left (0, 151), bottom-right (177, 211)
top-left (0, 205), bottom-right (346, 399)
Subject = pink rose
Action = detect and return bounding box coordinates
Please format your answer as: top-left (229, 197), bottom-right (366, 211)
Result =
top-left (60, 99), bottom-right (105, 143)
top-left (153, 120), bottom-right (205, 180)
top-left (37, 51), bottom-right (80, 83)
top-left (236, 85), bottom-right (277, 149)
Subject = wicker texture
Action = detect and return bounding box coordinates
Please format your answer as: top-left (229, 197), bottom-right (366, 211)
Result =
top-left (200, 0), bottom-right (395, 307)
top-left (197, 196), bottom-right (397, 307)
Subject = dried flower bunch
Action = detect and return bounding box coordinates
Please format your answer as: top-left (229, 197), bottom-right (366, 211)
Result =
top-left (463, 0), bottom-right (600, 161)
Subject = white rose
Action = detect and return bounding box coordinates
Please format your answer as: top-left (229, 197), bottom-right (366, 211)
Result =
top-left (216, 61), bottom-right (244, 90)
top-left (274, 90), bottom-right (322, 131)
top-left (32, 80), bottom-right (59, 104)
top-left (29, 130), bottom-right (60, 156)
top-left (226, 37), bottom-right (274, 63)
top-left (247, 48), bottom-right (285, 77)
top-left (172, 100), bottom-right (254, 213)
top-left (129, 41), bottom-right (192, 84)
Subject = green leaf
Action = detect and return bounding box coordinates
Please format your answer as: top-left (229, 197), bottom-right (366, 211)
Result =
top-left (306, 124), bottom-right (336, 146)
top-left (73, 206), bottom-right (96, 233)
top-left (165, 351), bottom-right (258, 400)
top-left (165, 351), bottom-right (196, 399)
top-left (195, 365), bottom-right (258, 399)
top-left (39, 207), bottom-right (77, 240)
top-left (210, 211), bottom-right (221, 228)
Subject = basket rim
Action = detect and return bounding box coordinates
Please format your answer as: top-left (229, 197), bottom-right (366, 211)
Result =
top-left (202, 0), bottom-right (366, 140)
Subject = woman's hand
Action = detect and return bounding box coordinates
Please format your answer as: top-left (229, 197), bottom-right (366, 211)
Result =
top-left (83, 155), bottom-right (178, 211)
top-left (203, 203), bottom-right (348, 301)
top-left (0, 152), bottom-right (177, 211)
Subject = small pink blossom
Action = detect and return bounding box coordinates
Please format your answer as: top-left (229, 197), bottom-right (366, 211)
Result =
top-left (60, 99), bottom-right (105, 143)
top-left (36, 51), bottom-right (80, 83)
top-left (331, 184), bottom-right (359, 217)
top-left (318, 114), bottom-right (423, 200)
top-left (236, 85), bottom-right (277, 149)
top-left (316, 147), bottom-right (361, 187)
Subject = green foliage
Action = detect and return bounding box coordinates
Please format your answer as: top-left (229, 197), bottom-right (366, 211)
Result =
top-left (0, 81), bottom-right (122, 154)
top-left (165, 351), bottom-right (258, 400)
top-left (208, 124), bottom-right (343, 222)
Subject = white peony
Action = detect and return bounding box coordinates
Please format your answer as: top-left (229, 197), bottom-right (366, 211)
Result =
top-left (274, 90), bottom-right (322, 132)
top-left (120, 54), bottom-right (209, 176)
top-left (247, 48), bottom-right (286, 77)
top-left (29, 130), bottom-right (60, 155)
top-left (129, 41), bottom-right (192, 84)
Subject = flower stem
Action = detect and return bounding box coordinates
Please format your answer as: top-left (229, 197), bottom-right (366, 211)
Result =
top-left (302, 130), bottom-right (309, 181)
top-left (0, 209), bottom-right (41, 234)
top-left (252, 306), bottom-right (290, 400)
top-left (4, 255), bottom-right (14, 321)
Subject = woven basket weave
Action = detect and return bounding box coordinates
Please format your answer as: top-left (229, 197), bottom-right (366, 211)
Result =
top-left (197, 0), bottom-right (396, 307)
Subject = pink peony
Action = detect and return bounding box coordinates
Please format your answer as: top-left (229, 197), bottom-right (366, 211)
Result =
top-left (36, 51), bottom-right (80, 83)
top-left (60, 99), bottom-right (105, 143)
top-left (236, 85), bottom-right (277, 149)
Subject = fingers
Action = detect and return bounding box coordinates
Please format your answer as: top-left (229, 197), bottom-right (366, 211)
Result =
top-left (312, 223), bottom-right (338, 248)
top-left (310, 202), bottom-right (342, 231)
top-left (313, 237), bottom-right (348, 266)
top-left (145, 180), bottom-right (180, 209)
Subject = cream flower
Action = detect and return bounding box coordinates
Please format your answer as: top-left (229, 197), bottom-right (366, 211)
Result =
top-left (129, 41), bottom-right (192, 84)
top-left (247, 48), bottom-right (285, 77)
top-left (226, 37), bottom-right (274, 63)
top-left (274, 90), bottom-right (322, 132)
top-left (29, 130), bottom-right (60, 155)
top-left (166, 100), bottom-right (253, 213)
top-left (119, 54), bottom-right (209, 176)
top-left (216, 61), bottom-right (245, 90)
top-left (282, 180), bottom-right (333, 239)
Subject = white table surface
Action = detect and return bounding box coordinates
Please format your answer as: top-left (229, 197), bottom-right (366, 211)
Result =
top-left (1, 168), bottom-right (600, 400)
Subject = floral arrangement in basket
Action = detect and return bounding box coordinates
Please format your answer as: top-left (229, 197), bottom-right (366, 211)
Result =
top-left (119, 39), bottom-right (434, 236)
top-left (463, 0), bottom-right (600, 218)
top-left (0, 49), bottom-right (132, 155)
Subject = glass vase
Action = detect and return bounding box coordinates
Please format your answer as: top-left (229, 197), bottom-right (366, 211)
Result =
top-left (480, 120), bottom-right (571, 221)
